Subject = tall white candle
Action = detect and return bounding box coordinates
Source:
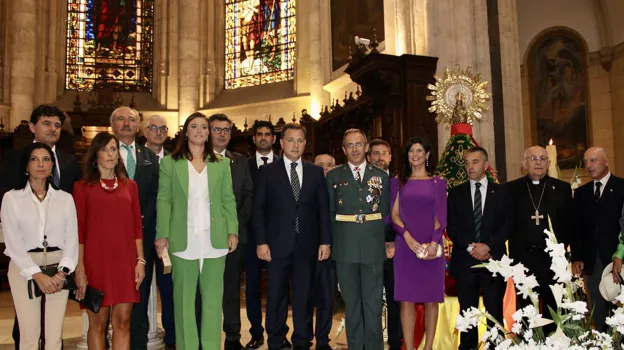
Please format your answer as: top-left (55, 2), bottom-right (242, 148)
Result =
top-left (546, 139), bottom-right (558, 178)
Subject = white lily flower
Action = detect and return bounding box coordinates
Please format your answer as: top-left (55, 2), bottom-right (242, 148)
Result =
top-left (550, 284), bottom-right (565, 308)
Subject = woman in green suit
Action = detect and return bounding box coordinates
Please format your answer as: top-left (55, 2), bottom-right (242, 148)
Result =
top-left (155, 112), bottom-right (239, 350)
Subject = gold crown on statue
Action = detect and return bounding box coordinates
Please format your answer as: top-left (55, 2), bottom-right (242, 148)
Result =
top-left (426, 65), bottom-right (491, 125)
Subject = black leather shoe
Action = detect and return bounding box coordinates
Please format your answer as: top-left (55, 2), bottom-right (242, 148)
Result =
top-left (281, 339), bottom-right (292, 348)
top-left (245, 338), bottom-right (265, 349)
top-left (316, 344), bottom-right (332, 350)
top-left (225, 340), bottom-right (244, 350)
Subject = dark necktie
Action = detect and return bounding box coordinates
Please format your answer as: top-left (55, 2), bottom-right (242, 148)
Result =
top-left (354, 166), bottom-right (361, 184)
top-left (52, 166), bottom-right (60, 188)
top-left (291, 162), bottom-right (300, 233)
top-left (473, 182), bottom-right (482, 241)
top-left (595, 182), bottom-right (602, 201)
top-left (261, 156), bottom-right (268, 165)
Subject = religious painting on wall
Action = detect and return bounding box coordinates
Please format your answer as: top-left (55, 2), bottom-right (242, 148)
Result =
top-left (225, 0), bottom-right (296, 89)
top-left (529, 30), bottom-right (589, 169)
top-left (330, 0), bottom-right (384, 71)
top-left (65, 0), bottom-right (154, 92)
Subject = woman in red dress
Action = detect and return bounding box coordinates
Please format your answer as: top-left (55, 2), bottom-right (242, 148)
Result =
top-left (73, 132), bottom-right (145, 350)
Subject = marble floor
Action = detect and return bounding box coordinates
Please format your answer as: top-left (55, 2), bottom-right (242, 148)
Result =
top-left (0, 289), bottom-right (355, 350)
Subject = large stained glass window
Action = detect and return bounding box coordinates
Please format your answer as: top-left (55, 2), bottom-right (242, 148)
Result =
top-left (65, 0), bottom-right (154, 91)
top-left (225, 0), bottom-right (296, 89)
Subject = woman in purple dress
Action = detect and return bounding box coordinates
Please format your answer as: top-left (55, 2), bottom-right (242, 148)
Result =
top-left (389, 137), bottom-right (447, 350)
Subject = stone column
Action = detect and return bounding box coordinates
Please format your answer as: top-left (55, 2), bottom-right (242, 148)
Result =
top-left (178, 0), bottom-right (201, 123)
top-left (45, 0), bottom-right (59, 103)
top-left (497, 0), bottom-right (524, 180)
top-left (9, 0), bottom-right (37, 129)
top-left (309, 0), bottom-right (328, 115)
top-left (147, 269), bottom-right (165, 349)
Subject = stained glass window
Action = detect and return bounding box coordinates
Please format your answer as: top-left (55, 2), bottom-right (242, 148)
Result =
top-left (65, 0), bottom-right (154, 92)
top-left (225, 0), bottom-right (296, 89)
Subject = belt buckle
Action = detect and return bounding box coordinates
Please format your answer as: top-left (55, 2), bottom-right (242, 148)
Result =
top-left (355, 214), bottom-right (366, 224)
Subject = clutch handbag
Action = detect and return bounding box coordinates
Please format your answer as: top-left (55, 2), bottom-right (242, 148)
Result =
top-left (69, 286), bottom-right (105, 314)
top-left (416, 243), bottom-right (443, 259)
top-left (28, 264), bottom-right (77, 299)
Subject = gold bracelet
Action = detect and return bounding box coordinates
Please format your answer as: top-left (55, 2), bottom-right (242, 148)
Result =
top-left (137, 257), bottom-right (146, 264)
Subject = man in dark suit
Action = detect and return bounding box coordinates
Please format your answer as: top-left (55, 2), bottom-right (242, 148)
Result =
top-left (111, 106), bottom-right (160, 350)
top-left (571, 147), bottom-right (624, 331)
top-left (506, 146), bottom-right (575, 334)
top-left (0, 104), bottom-right (82, 349)
top-left (253, 123), bottom-right (332, 350)
top-left (246, 120), bottom-right (290, 349)
top-left (447, 147), bottom-right (510, 350)
top-left (202, 113), bottom-right (254, 350)
top-left (366, 139), bottom-right (403, 350)
top-left (142, 114), bottom-right (176, 349)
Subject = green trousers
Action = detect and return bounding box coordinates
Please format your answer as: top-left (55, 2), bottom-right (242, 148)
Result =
top-left (171, 255), bottom-right (226, 350)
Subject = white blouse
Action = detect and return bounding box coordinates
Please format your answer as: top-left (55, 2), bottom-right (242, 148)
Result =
top-left (1, 187), bottom-right (79, 279)
top-left (173, 161), bottom-right (228, 272)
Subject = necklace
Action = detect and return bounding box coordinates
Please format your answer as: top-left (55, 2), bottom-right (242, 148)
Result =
top-left (526, 179), bottom-right (547, 225)
top-left (100, 176), bottom-right (119, 192)
top-left (31, 187), bottom-right (46, 202)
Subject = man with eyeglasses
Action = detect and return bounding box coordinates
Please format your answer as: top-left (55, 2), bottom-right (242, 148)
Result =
top-left (505, 145), bottom-right (575, 334)
top-left (326, 129), bottom-right (390, 350)
top-left (144, 115), bottom-right (170, 161)
top-left (366, 139), bottom-right (402, 350)
top-left (140, 114), bottom-right (176, 348)
top-left (203, 113), bottom-right (254, 350)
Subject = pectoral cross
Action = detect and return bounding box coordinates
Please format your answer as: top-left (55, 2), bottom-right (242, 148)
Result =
top-left (531, 210), bottom-right (543, 225)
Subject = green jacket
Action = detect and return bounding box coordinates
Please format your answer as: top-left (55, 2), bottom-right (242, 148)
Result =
top-left (613, 232), bottom-right (624, 260)
top-left (156, 155), bottom-right (239, 253)
top-left (326, 163), bottom-right (390, 264)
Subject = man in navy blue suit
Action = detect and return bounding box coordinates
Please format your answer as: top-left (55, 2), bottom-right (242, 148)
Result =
top-left (252, 123), bottom-right (332, 350)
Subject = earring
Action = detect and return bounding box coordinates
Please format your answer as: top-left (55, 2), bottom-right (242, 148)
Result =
top-left (426, 158), bottom-right (429, 168)
top-left (25, 171), bottom-right (29, 176)
top-left (48, 173), bottom-right (53, 180)
top-left (93, 161), bottom-right (99, 168)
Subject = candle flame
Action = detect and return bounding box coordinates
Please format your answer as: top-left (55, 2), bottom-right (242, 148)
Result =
top-left (549, 139), bottom-right (553, 146)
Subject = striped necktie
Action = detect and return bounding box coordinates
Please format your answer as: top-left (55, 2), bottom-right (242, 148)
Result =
top-left (290, 162), bottom-right (300, 233)
top-left (474, 182), bottom-right (482, 241)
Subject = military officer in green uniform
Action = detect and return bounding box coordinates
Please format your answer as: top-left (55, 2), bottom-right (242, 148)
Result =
top-left (326, 129), bottom-right (390, 350)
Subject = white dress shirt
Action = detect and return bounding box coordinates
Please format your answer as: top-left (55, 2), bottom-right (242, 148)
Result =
top-left (348, 161), bottom-right (367, 182)
top-left (33, 141), bottom-right (61, 181)
top-left (256, 150), bottom-right (275, 169)
top-left (283, 157), bottom-right (303, 186)
top-left (1, 187), bottom-right (79, 279)
top-left (155, 147), bottom-right (165, 163)
top-left (119, 141), bottom-right (137, 169)
top-left (470, 177), bottom-right (488, 213)
top-left (173, 161), bottom-right (228, 272)
top-left (594, 172), bottom-right (611, 198)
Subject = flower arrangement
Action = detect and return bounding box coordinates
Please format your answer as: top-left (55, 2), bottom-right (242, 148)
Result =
top-left (455, 217), bottom-right (624, 349)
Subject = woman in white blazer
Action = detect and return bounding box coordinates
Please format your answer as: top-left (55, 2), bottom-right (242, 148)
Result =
top-left (0, 142), bottom-right (79, 350)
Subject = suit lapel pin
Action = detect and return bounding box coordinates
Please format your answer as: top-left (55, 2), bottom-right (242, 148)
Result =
top-left (610, 188), bottom-right (613, 192)
top-left (339, 199), bottom-right (343, 206)
top-left (552, 185), bottom-right (555, 190)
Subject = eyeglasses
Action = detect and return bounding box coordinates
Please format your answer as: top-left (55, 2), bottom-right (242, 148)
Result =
top-left (345, 142), bottom-right (365, 149)
top-left (147, 125), bottom-right (168, 133)
top-left (212, 127), bottom-right (231, 134)
top-left (525, 155), bottom-right (549, 162)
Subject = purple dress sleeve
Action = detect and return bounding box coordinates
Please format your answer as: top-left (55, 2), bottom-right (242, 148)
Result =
top-left (387, 177), bottom-right (407, 235)
top-left (431, 177), bottom-right (448, 243)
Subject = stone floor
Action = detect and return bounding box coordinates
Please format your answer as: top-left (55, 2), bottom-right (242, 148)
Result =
top-left (0, 288), bottom-right (355, 350)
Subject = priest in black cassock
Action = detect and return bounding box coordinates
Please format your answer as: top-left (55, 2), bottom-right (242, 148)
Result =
top-left (505, 146), bottom-right (576, 332)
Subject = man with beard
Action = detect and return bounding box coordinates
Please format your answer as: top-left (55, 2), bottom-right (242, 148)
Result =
top-left (246, 120), bottom-right (292, 349)
top-left (0, 104), bottom-right (82, 349)
top-left (366, 139), bottom-right (402, 350)
top-left (505, 146), bottom-right (575, 335)
top-left (572, 147), bottom-right (624, 332)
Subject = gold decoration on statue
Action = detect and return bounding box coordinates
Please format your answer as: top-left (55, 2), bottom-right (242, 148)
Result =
top-left (426, 65), bottom-right (491, 125)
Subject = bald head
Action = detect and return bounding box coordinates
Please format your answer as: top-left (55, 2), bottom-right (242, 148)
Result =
top-left (315, 154), bottom-right (336, 176)
top-left (584, 147), bottom-right (609, 180)
top-left (523, 146), bottom-right (550, 180)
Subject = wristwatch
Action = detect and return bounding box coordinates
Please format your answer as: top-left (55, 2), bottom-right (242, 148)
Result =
top-left (58, 266), bottom-right (70, 274)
